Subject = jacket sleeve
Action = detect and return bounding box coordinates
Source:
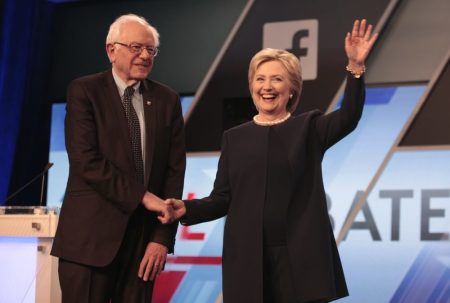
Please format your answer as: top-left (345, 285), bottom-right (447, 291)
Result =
top-left (148, 95), bottom-right (186, 253)
top-left (181, 132), bottom-right (231, 225)
top-left (65, 78), bottom-right (146, 214)
top-left (314, 73), bottom-right (366, 150)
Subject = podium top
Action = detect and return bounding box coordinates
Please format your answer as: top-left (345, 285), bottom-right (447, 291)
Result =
top-left (0, 206), bottom-right (59, 237)
top-left (0, 206), bottom-right (60, 215)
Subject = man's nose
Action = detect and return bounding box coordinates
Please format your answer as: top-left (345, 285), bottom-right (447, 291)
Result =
top-left (139, 48), bottom-right (152, 59)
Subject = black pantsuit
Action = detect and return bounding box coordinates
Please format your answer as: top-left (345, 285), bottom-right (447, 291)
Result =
top-left (182, 74), bottom-right (365, 302)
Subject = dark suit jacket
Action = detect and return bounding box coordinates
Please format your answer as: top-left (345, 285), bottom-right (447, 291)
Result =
top-left (51, 70), bottom-right (186, 267)
top-left (183, 75), bottom-right (364, 302)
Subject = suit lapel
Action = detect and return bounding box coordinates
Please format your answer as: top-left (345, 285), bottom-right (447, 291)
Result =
top-left (101, 72), bottom-right (158, 186)
top-left (141, 80), bottom-right (157, 185)
top-left (102, 71), bottom-right (135, 167)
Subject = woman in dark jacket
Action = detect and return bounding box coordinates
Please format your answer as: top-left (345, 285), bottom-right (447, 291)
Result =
top-left (166, 19), bottom-right (378, 303)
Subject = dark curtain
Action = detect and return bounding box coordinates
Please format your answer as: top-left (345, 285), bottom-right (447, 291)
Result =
top-left (0, 0), bottom-right (55, 205)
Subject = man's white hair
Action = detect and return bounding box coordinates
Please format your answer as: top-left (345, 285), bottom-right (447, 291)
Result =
top-left (106, 14), bottom-right (160, 46)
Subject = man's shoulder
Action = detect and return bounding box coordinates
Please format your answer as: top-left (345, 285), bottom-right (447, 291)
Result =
top-left (143, 78), bottom-right (178, 98)
top-left (71, 70), bottom-right (110, 85)
top-left (67, 71), bottom-right (111, 94)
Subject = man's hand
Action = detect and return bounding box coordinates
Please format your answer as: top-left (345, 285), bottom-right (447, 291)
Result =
top-left (142, 192), bottom-right (174, 224)
top-left (164, 198), bottom-right (186, 223)
top-left (138, 242), bottom-right (168, 281)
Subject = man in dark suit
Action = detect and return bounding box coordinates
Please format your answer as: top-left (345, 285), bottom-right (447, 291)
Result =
top-left (51, 14), bottom-right (186, 303)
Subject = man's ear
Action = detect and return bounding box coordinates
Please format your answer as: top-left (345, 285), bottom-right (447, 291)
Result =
top-left (106, 44), bottom-right (115, 63)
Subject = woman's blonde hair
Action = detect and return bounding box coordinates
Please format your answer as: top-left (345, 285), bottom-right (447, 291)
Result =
top-left (248, 48), bottom-right (303, 113)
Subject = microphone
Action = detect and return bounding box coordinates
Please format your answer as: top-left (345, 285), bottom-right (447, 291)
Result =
top-left (3, 162), bottom-right (54, 205)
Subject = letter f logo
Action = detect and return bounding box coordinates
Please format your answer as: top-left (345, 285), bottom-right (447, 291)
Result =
top-left (263, 19), bottom-right (318, 80)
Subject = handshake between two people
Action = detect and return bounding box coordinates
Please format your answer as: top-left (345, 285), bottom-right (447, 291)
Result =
top-left (142, 192), bottom-right (186, 224)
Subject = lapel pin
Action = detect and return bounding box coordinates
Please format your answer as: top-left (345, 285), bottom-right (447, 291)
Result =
top-left (146, 100), bottom-right (152, 106)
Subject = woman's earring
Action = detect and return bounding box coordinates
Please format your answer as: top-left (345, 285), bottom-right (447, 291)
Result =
top-left (289, 94), bottom-right (293, 99)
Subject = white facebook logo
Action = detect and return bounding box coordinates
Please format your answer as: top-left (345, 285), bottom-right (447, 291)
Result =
top-left (263, 19), bottom-right (318, 80)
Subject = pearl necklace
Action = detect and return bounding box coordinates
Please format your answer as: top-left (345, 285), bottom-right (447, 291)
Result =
top-left (253, 112), bottom-right (291, 126)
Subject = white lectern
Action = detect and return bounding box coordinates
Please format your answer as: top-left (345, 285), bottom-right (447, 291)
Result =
top-left (0, 207), bottom-right (61, 303)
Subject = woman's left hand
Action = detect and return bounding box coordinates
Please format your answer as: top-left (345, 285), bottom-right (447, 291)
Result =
top-left (345, 19), bottom-right (378, 67)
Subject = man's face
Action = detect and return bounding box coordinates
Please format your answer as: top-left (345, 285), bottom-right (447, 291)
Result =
top-left (107, 21), bottom-right (156, 85)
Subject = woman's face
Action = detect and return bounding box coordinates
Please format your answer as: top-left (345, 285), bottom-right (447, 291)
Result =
top-left (251, 60), bottom-right (291, 120)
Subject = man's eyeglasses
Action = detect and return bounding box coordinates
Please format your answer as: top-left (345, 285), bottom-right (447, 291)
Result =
top-left (114, 42), bottom-right (159, 57)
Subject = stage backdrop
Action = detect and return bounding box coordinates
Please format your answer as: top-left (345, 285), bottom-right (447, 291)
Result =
top-left (43, 0), bottom-right (449, 302)
top-left (44, 83), bottom-right (449, 303)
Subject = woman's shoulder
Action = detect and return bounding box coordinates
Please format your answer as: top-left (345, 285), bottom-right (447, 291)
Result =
top-left (274, 109), bottom-right (323, 129)
top-left (291, 109), bottom-right (323, 121)
top-left (225, 120), bottom-right (256, 135)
